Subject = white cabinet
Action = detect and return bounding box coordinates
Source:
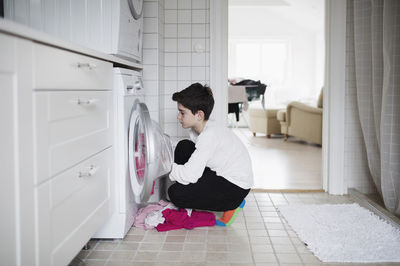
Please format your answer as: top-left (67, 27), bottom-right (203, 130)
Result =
top-left (0, 31), bottom-right (36, 266)
top-left (33, 44), bottom-right (113, 91)
top-left (4, 0), bottom-right (112, 56)
top-left (35, 90), bottom-right (113, 184)
top-left (4, 0), bottom-right (143, 62)
top-left (37, 150), bottom-right (112, 266)
top-left (0, 32), bottom-right (114, 266)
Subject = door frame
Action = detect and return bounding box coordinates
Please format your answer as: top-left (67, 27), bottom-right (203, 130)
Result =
top-left (210, 0), bottom-right (229, 125)
top-left (210, 0), bottom-right (347, 194)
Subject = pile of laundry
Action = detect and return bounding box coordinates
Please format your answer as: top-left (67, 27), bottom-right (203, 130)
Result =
top-left (134, 200), bottom-right (216, 232)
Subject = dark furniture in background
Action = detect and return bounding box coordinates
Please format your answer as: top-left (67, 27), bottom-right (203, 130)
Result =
top-left (228, 79), bottom-right (267, 121)
top-left (1, 0), bottom-right (4, 18)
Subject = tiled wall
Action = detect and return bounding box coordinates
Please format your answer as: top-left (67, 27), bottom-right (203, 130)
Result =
top-left (162, 0), bottom-right (211, 138)
top-left (143, 0), bottom-right (165, 124)
top-left (344, 1), bottom-right (376, 194)
top-left (142, 0), bottom-right (210, 138)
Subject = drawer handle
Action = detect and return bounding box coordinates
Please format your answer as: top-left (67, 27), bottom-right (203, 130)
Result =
top-left (134, 80), bottom-right (142, 90)
top-left (75, 98), bottom-right (97, 105)
top-left (76, 62), bottom-right (97, 70)
top-left (78, 165), bottom-right (98, 178)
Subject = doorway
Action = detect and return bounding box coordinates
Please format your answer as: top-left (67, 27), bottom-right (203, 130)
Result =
top-left (227, 0), bottom-right (325, 191)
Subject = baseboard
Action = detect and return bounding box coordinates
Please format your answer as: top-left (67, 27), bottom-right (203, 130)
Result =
top-left (349, 188), bottom-right (400, 230)
top-left (251, 188), bottom-right (324, 193)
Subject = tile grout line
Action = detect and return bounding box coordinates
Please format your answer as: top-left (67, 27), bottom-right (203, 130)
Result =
top-left (272, 192), bottom-right (310, 266)
top-left (281, 192), bottom-right (313, 266)
top-left (242, 193), bottom-right (257, 265)
top-left (256, 192), bottom-right (279, 265)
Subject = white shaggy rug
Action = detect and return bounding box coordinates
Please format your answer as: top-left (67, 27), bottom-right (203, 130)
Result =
top-left (278, 203), bottom-right (400, 263)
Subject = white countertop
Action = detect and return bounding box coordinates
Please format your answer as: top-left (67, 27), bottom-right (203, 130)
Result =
top-left (0, 18), bottom-right (142, 70)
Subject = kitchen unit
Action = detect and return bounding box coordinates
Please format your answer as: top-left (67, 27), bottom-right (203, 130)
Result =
top-left (0, 19), bottom-right (141, 266)
top-left (3, 0), bottom-right (144, 62)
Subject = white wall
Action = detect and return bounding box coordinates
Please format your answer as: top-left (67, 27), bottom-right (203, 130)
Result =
top-left (228, 6), bottom-right (324, 104)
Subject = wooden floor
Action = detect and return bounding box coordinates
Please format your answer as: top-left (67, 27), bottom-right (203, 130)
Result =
top-left (233, 128), bottom-right (323, 191)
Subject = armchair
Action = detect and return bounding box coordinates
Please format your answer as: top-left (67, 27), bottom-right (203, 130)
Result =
top-left (277, 90), bottom-right (323, 145)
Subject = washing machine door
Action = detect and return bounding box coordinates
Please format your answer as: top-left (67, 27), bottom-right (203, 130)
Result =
top-left (128, 100), bottom-right (173, 203)
top-left (128, 0), bottom-right (143, 19)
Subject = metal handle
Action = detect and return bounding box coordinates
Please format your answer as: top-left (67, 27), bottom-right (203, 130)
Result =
top-left (78, 165), bottom-right (98, 178)
top-left (77, 62), bottom-right (97, 70)
top-left (127, 82), bottom-right (142, 93)
top-left (75, 98), bottom-right (97, 105)
top-left (133, 80), bottom-right (142, 91)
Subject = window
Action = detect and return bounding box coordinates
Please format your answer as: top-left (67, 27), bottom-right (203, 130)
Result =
top-left (229, 39), bottom-right (292, 89)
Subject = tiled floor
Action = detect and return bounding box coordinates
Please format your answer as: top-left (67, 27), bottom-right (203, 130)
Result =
top-left (77, 126), bottom-right (399, 266)
top-left (79, 191), bottom-right (400, 266)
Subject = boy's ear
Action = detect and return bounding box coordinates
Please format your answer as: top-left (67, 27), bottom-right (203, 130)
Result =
top-left (196, 110), bottom-right (205, 121)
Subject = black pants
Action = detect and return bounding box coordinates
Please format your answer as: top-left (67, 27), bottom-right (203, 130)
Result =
top-left (168, 140), bottom-right (250, 211)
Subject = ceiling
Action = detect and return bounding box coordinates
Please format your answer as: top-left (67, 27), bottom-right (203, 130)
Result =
top-left (229, 0), bottom-right (324, 32)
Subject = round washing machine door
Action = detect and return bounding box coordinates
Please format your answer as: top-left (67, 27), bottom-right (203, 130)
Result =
top-left (128, 100), bottom-right (173, 203)
top-left (128, 100), bottom-right (153, 203)
top-left (128, 0), bottom-right (143, 20)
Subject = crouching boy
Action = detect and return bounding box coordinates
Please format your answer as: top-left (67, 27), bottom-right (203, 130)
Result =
top-left (168, 83), bottom-right (254, 226)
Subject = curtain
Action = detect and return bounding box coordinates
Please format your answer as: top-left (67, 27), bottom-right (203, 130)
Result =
top-left (347, 0), bottom-right (400, 215)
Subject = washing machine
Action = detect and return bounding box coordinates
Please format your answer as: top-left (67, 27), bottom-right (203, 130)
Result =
top-left (94, 68), bottom-right (173, 238)
top-left (103, 0), bottom-right (144, 62)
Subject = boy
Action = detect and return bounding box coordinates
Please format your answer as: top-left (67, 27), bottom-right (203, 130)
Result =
top-left (168, 83), bottom-right (254, 226)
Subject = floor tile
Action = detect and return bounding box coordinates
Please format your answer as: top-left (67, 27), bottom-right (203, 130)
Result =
top-left (272, 244), bottom-right (296, 253)
top-left (253, 252), bottom-right (278, 263)
top-left (133, 251), bottom-right (158, 261)
top-left (86, 250), bottom-right (112, 260)
top-left (109, 250), bottom-right (135, 261)
top-left (139, 242), bottom-right (163, 251)
top-left (205, 252), bottom-right (229, 262)
top-left (181, 251), bottom-right (205, 262)
top-left (116, 242), bottom-right (139, 251)
top-left (276, 252), bottom-right (302, 263)
top-left (76, 129), bottom-right (400, 266)
top-left (85, 261), bottom-right (107, 266)
top-left (227, 251), bottom-right (253, 263)
top-left (251, 243), bottom-right (274, 253)
top-left (161, 243), bottom-right (183, 251)
top-left (156, 251), bottom-right (182, 261)
top-left (80, 191), bottom-right (400, 266)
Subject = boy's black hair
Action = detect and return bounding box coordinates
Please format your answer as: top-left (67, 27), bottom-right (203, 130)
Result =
top-left (172, 83), bottom-right (214, 120)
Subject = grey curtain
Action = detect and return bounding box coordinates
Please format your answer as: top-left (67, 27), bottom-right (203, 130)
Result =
top-left (347, 0), bottom-right (400, 215)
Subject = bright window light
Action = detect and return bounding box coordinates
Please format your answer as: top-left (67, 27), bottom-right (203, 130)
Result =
top-left (261, 42), bottom-right (288, 87)
top-left (229, 39), bottom-right (291, 88)
top-left (235, 43), bottom-right (261, 79)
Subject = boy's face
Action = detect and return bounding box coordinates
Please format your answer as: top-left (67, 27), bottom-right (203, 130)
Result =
top-left (177, 103), bottom-right (201, 129)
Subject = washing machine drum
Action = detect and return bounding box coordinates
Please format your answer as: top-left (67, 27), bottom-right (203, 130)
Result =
top-left (128, 100), bottom-right (173, 203)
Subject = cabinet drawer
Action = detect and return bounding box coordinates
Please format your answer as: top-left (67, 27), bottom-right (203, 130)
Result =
top-left (37, 149), bottom-right (112, 266)
top-left (35, 91), bottom-right (113, 184)
top-left (50, 149), bottom-right (111, 245)
top-left (33, 43), bottom-right (112, 90)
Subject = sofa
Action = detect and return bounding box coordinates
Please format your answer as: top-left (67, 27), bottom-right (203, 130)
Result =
top-left (277, 90), bottom-right (323, 145)
top-left (248, 107), bottom-right (282, 138)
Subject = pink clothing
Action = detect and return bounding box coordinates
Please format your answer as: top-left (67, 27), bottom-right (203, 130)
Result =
top-left (134, 200), bottom-right (169, 230)
top-left (156, 209), bottom-right (216, 232)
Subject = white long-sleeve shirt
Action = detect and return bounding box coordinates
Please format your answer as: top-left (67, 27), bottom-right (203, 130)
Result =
top-left (169, 120), bottom-right (254, 189)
